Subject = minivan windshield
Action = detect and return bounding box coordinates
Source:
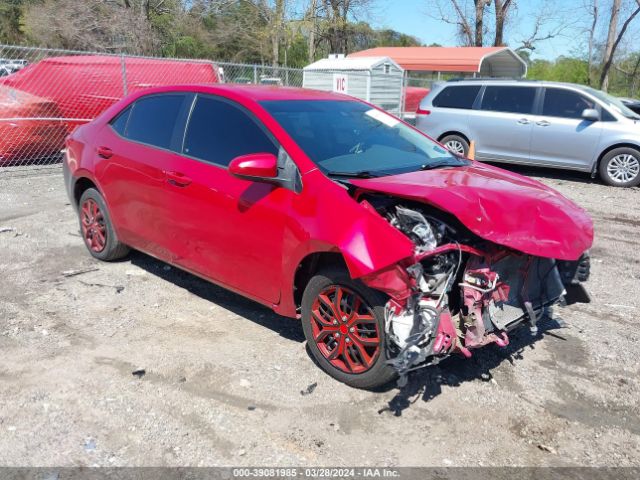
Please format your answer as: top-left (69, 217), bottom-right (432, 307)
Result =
top-left (261, 100), bottom-right (468, 177)
top-left (584, 87), bottom-right (640, 119)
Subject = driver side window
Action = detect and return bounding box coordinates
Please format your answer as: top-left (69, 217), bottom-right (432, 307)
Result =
top-left (542, 88), bottom-right (594, 119)
top-left (183, 95), bottom-right (278, 166)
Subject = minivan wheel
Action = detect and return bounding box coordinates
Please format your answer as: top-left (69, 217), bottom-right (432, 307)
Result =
top-left (301, 266), bottom-right (397, 390)
top-left (440, 134), bottom-right (469, 157)
top-left (78, 188), bottom-right (130, 261)
top-left (599, 147), bottom-right (640, 187)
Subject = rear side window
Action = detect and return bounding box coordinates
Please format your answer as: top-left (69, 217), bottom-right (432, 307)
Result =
top-left (183, 95), bottom-right (277, 166)
top-left (125, 94), bottom-right (186, 150)
top-left (110, 106), bottom-right (131, 136)
top-left (432, 85), bottom-right (480, 109)
top-left (481, 86), bottom-right (536, 114)
top-left (542, 88), bottom-right (595, 119)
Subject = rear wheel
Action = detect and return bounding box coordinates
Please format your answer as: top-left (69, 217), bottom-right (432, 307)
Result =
top-left (301, 266), bottom-right (396, 389)
top-left (440, 134), bottom-right (469, 157)
top-left (599, 147), bottom-right (640, 187)
top-left (78, 188), bottom-right (130, 261)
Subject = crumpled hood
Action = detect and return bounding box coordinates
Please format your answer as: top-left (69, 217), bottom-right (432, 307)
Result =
top-left (351, 162), bottom-right (593, 261)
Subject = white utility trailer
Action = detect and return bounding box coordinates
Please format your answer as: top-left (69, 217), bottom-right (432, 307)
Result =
top-left (303, 55), bottom-right (405, 116)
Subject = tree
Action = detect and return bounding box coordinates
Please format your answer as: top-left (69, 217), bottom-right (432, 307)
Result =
top-left (0, 0), bottom-right (27, 44)
top-left (434, 0), bottom-right (514, 47)
top-left (599, 0), bottom-right (640, 91)
top-left (493, 0), bottom-right (513, 46)
top-left (318, 0), bottom-right (373, 54)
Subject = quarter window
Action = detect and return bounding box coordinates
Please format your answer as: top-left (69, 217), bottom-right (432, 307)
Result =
top-left (183, 95), bottom-right (277, 166)
top-left (432, 85), bottom-right (481, 109)
top-left (480, 86), bottom-right (536, 114)
top-left (110, 106), bottom-right (131, 136)
top-left (125, 94), bottom-right (186, 150)
top-left (542, 88), bottom-right (595, 119)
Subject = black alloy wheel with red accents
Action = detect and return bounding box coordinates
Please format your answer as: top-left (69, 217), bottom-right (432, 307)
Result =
top-left (301, 266), bottom-right (396, 389)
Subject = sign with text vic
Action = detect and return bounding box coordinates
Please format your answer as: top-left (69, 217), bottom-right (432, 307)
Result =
top-left (332, 74), bottom-right (348, 94)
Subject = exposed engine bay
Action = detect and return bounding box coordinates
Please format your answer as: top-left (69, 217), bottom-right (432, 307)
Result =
top-left (358, 193), bottom-right (591, 384)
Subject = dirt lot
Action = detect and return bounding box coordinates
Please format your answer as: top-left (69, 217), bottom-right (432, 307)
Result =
top-left (0, 167), bottom-right (639, 467)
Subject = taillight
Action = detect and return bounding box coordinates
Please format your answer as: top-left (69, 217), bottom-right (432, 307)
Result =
top-left (416, 108), bottom-right (431, 115)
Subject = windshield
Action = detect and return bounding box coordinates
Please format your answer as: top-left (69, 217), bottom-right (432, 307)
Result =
top-left (260, 100), bottom-right (468, 177)
top-left (584, 87), bottom-right (640, 119)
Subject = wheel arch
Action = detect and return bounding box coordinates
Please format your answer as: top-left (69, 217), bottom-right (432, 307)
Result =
top-left (437, 131), bottom-right (471, 145)
top-left (596, 142), bottom-right (640, 170)
top-left (73, 177), bottom-right (100, 206)
top-left (293, 252), bottom-right (348, 310)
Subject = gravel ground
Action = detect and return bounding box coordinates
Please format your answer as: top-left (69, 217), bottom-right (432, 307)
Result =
top-left (0, 166), bottom-right (638, 467)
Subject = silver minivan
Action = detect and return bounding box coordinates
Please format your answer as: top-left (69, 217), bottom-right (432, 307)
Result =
top-left (416, 79), bottom-right (640, 187)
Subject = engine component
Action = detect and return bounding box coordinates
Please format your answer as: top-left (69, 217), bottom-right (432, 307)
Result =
top-left (388, 205), bottom-right (444, 252)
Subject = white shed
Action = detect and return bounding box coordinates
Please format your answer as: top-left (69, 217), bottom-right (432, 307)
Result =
top-left (303, 55), bottom-right (405, 115)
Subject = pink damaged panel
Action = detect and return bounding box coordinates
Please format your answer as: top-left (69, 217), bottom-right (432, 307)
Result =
top-left (351, 161), bottom-right (594, 261)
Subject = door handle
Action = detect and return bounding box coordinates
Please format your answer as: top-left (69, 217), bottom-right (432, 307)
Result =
top-left (97, 146), bottom-right (113, 159)
top-left (536, 120), bottom-right (551, 127)
top-left (165, 170), bottom-right (192, 187)
top-left (517, 118), bottom-right (530, 125)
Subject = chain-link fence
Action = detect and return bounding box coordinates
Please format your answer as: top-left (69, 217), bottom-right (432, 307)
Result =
top-left (0, 44), bottom-right (422, 174)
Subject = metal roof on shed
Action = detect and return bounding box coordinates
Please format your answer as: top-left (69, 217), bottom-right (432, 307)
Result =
top-left (303, 56), bottom-right (403, 71)
top-left (349, 47), bottom-right (527, 77)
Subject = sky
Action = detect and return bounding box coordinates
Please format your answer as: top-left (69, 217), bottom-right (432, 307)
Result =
top-left (368, 0), bottom-right (588, 61)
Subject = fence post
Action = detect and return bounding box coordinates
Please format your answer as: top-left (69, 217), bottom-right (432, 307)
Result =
top-left (120, 54), bottom-right (128, 96)
top-left (400, 70), bottom-right (408, 119)
top-left (253, 65), bottom-right (258, 84)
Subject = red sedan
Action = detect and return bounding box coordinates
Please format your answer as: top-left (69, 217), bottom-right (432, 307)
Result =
top-left (64, 85), bottom-right (593, 389)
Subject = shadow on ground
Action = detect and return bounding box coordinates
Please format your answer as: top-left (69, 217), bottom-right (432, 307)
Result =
top-left (128, 249), bottom-right (567, 413)
top-left (379, 317), bottom-right (568, 416)
top-left (129, 250), bottom-right (305, 342)
top-left (486, 162), bottom-right (597, 185)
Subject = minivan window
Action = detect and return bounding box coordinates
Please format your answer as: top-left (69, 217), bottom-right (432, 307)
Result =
top-left (481, 86), bottom-right (536, 114)
top-left (125, 94), bottom-right (186, 149)
top-left (183, 95), bottom-right (278, 166)
top-left (543, 88), bottom-right (595, 119)
top-left (432, 85), bottom-right (481, 109)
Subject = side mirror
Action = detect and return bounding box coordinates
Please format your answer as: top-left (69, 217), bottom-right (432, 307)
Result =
top-left (582, 108), bottom-right (600, 122)
top-left (228, 153), bottom-right (278, 180)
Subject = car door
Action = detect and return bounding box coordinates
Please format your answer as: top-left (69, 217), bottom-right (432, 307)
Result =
top-left (529, 87), bottom-right (604, 170)
top-left (161, 94), bottom-right (292, 304)
top-left (95, 93), bottom-right (193, 260)
top-left (465, 85), bottom-right (538, 164)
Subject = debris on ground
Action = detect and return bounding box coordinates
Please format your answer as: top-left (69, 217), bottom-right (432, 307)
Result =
top-left (83, 438), bottom-right (97, 452)
top-left (61, 267), bottom-right (99, 278)
top-left (78, 280), bottom-right (124, 293)
top-left (300, 382), bottom-right (317, 396)
top-left (0, 227), bottom-right (15, 234)
top-left (538, 444), bottom-right (557, 454)
top-left (132, 369), bottom-right (146, 378)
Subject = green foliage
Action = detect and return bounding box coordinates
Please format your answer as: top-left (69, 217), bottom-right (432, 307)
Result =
top-left (0, 0), bottom-right (27, 43)
top-left (527, 57), bottom-right (589, 85)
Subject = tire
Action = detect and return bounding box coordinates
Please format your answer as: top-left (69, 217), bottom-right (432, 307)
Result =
top-left (598, 147), bottom-right (640, 187)
top-left (301, 266), bottom-right (397, 389)
top-left (78, 188), bottom-right (130, 261)
top-left (440, 134), bottom-right (469, 157)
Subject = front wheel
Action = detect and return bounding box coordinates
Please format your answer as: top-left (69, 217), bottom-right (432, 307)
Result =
top-left (301, 266), bottom-right (397, 389)
top-left (599, 147), bottom-right (640, 187)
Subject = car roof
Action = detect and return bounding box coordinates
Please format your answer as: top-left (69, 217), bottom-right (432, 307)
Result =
top-left (135, 84), bottom-right (352, 102)
top-left (441, 78), bottom-right (595, 91)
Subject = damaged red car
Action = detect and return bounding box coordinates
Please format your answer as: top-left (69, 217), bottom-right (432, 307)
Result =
top-left (64, 85), bottom-right (593, 389)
